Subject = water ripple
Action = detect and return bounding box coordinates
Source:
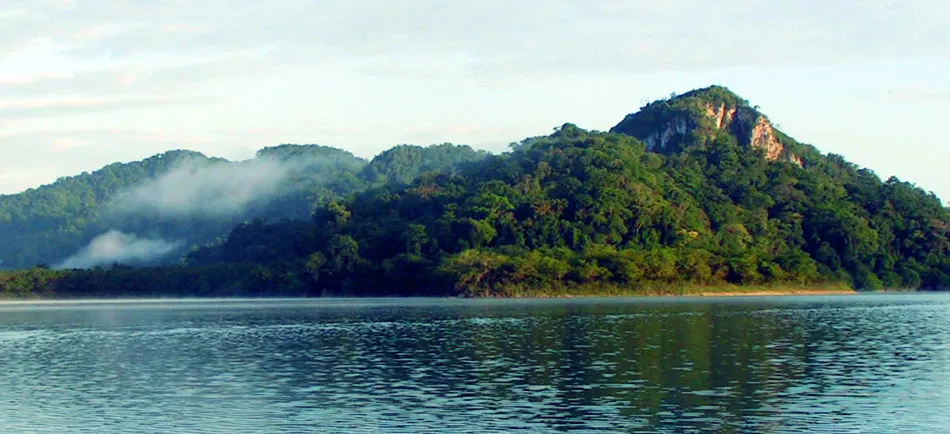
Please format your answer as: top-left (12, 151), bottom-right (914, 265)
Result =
top-left (0, 294), bottom-right (948, 432)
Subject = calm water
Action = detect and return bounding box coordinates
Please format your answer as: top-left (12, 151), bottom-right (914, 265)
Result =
top-left (1, 295), bottom-right (949, 433)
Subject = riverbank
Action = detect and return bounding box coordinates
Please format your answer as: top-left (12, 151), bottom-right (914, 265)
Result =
top-left (0, 283), bottom-right (868, 301)
top-left (694, 288), bottom-right (857, 297)
top-left (465, 282), bottom-right (860, 298)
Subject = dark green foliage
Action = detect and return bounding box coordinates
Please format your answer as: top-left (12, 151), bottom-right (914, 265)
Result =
top-left (0, 152), bottom-right (157, 266)
top-left (173, 117), bottom-right (948, 296)
top-left (0, 143), bottom-right (483, 270)
top-left (0, 267), bottom-right (63, 298)
top-left (612, 86), bottom-right (778, 157)
top-left (1, 86), bottom-right (947, 298)
top-left (361, 143), bottom-right (489, 185)
top-left (0, 147), bottom-right (363, 269)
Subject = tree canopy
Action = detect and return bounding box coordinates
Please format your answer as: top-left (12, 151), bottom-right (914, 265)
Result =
top-left (0, 143), bottom-right (486, 270)
top-left (1, 86), bottom-right (947, 298)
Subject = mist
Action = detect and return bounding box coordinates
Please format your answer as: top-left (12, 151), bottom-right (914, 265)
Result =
top-left (112, 156), bottom-right (295, 219)
top-left (56, 231), bottom-right (182, 269)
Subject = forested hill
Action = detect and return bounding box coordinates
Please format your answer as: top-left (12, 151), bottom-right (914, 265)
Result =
top-left (154, 86), bottom-right (950, 297)
top-left (610, 86), bottom-right (815, 165)
top-left (0, 143), bottom-right (487, 270)
top-left (1, 85), bottom-right (948, 298)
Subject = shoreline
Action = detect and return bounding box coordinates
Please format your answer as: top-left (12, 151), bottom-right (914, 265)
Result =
top-left (495, 288), bottom-right (860, 299)
top-left (694, 289), bottom-right (858, 297)
top-left (469, 283), bottom-right (863, 299)
top-left (0, 288), bottom-right (899, 303)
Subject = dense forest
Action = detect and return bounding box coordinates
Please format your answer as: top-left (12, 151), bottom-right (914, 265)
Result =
top-left (0, 143), bottom-right (487, 269)
top-left (1, 86), bottom-right (947, 298)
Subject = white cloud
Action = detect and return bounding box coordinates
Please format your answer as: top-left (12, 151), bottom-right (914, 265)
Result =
top-left (0, 95), bottom-right (223, 118)
top-left (111, 155), bottom-right (300, 219)
top-left (50, 136), bottom-right (93, 152)
top-left (0, 0), bottom-right (947, 202)
top-left (3, 1), bottom-right (948, 71)
top-left (887, 88), bottom-right (950, 104)
top-left (56, 231), bottom-right (182, 269)
top-left (0, 58), bottom-right (270, 97)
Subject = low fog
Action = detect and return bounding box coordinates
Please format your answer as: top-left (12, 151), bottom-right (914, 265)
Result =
top-left (112, 157), bottom-right (294, 219)
top-left (56, 150), bottom-right (342, 269)
top-left (57, 231), bottom-right (182, 269)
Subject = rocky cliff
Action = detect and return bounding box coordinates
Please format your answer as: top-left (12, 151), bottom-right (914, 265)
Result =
top-left (611, 86), bottom-right (803, 166)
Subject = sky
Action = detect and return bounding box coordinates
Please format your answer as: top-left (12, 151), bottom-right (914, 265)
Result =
top-left (1, 0), bottom-right (949, 200)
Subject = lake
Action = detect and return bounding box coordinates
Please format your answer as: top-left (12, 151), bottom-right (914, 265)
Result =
top-left (0, 294), bottom-right (948, 433)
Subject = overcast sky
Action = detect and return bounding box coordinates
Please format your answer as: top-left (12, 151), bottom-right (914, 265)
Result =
top-left (2, 0), bottom-right (948, 200)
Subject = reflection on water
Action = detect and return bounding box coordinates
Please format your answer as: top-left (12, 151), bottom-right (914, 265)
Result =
top-left (1, 295), bottom-right (949, 433)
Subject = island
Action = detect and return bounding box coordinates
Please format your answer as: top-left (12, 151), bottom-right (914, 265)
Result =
top-left (0, 86), bottom-right (946, 298)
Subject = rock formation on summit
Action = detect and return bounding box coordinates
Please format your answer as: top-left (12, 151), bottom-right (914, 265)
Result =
top-left (611, 86), bottom-right (803, 166)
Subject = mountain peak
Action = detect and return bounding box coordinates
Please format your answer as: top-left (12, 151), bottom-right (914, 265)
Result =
top-left (611, 85), bottom-right (802, 166)
top-left (678, 85), bottom-right (750, 108)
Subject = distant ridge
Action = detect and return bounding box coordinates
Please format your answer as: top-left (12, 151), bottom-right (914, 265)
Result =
top-left (0, 143), bottom-right (485, 269)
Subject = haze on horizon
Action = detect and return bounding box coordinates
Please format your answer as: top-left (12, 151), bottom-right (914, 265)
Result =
top-left (1, 1), bottom-right (948, 200)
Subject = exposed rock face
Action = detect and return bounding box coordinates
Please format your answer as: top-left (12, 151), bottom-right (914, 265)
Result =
top-left (750, 116), bottom-right (784, 161)
top-left (643, 117), bottom-right (691, 151)
top-left (705, 103), bottom-right (736, 130)
top-left (704, 102), bottom-right (803, 167)
top-left (610, 87), bottom-right (804, 167)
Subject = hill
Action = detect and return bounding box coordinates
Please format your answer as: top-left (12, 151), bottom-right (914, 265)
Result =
top-left (0, 143), bottom-right (486, 270)
top-left (611, 86), bottom-right (810, 164)
top-left (1, 85), bottom-right (947, 298)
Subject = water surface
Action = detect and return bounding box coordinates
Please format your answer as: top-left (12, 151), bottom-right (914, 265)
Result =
top-left (1, 294), bottom-right (948, 433)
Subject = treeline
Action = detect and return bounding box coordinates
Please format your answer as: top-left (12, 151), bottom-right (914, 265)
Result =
top-left (0, 143), bottom-right (487, 269)
top-left (3, 131), bottom-right (946, 297)
top-left (2, 86), bottom-right (948, 298)
top-left (245, 125), bottom-right (948, 296)
top-left (0, 264), bottom-right (309, 299)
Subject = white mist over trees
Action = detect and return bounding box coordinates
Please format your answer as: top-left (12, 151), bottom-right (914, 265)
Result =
top-left (0, 143), bottom-right (488, 270)
top-left (54, 146), bottom-right (367, 269)
top-left (56, 231), bottom-right (182, 269)
top-left (111, 156), bottom-right (299, 219)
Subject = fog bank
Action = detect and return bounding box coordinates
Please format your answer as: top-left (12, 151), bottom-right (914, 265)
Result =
top-left (113, 157), bottom-right (293, 219)
top-left (57, 231), bottom-right (182, 269)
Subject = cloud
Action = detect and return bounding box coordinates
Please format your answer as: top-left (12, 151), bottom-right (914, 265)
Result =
top-left (3, 1), bottom-right (948, 75)
top-left (56, 230), bottom-right (182, 269)
top-left (110, 155), bottom-right (298, 219)
top-left (0, 95), bottom-right (222, 119)
top-left (887, 88), bottom-right (950, 104)
top-left (0, 0), bottom-right (947, 204)
top-left (0, 58), bottom-right (271, 98)
top-left (50, 136), bottom-right (93, 152)
top-left (0, 71), bottom-right (74, 85)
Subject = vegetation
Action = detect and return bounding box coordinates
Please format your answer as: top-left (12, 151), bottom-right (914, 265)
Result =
top-left (0, 86), bottom-right (947, 298)
top-left (0, 143), bottom-right (486, 269)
